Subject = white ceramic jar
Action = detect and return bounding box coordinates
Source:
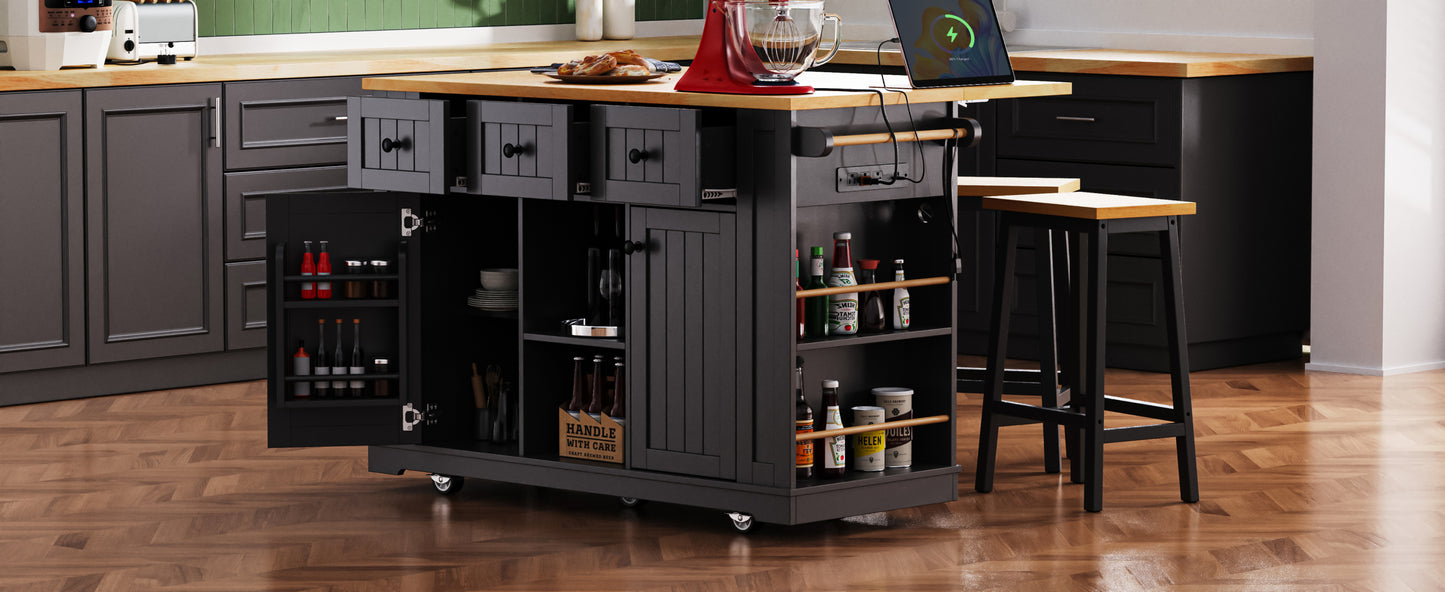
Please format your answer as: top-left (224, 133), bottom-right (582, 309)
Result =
top-left (603, 0), bottom-right (635, 40)
top-left (577, 0), bottom-right (604, 41)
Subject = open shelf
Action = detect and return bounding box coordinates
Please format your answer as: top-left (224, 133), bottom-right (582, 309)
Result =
top-left (283, 299), bottom-right (399, 309)
top-left (280, 396), bottom-right (399, 408)
top-left (282, 373), bottom-right (400, 382)
top-left (523, 331), bottom-right (625, 350)
top-left (796, 324), bottom-right (952, 351)
top-left (794, 462), bottom-right (957, 491)
top-left (462, 307), bottom-right (519, 321)
top-left (283, 274), bottom-right (399, 282)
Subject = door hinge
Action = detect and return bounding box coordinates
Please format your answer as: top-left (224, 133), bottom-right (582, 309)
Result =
top-left (401, 402), bottom-right (439, 432)
top-left (401, 208), bottom-right (434, 237)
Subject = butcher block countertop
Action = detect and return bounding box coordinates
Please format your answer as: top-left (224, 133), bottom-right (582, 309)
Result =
top-left (833, 47), bottom-right (1313, 78)
top-left (361, 69), bottom-right (1071, 110)
top-left (0, 36), bottom-right (1311, 93)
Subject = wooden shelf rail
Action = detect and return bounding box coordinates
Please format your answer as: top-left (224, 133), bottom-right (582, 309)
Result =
top-left (794, 414), bottom-right (950, 442)
top-left (795, 276), bottom-right (951, 299)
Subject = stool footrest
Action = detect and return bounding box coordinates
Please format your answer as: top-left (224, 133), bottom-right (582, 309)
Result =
top-left (1103, 422), bottom-right (1190, 444)
top-left (1104, 395), bottom-right (1182, 422)
top-left (985, 400), bottom-right (1086, 427)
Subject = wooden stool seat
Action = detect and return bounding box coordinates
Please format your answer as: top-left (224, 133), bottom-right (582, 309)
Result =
top-left (981, 192), bottom-right (1196, 219)
top-left (958, 176), bottom-right (1081, 197)
top-left (973, 192), bottom-right (1200, 512)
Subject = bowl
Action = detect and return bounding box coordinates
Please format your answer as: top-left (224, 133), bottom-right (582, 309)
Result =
top-left (479, 268), bottom-right (519, 292)
top-left (722, 0), bottom-right (842, 83)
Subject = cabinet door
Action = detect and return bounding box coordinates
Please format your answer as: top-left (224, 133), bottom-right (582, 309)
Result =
top-left (627, 207), bottom-right (737, 479)
top-left (226, 261), bottom-right (268, 350)
top-left (85, 84), bottom-right (226, 364)
top-left (225, 165), bottom-right (348, 261)
top-left (347, 97), bottom-right (448, 195)
top-left (0, 91), bottom-right (85, 374)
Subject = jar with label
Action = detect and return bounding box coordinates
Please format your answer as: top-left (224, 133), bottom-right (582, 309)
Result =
top-left (826, 232), bottom-right (858, 335)
top-left (343, 260), bottom-right (366, 299)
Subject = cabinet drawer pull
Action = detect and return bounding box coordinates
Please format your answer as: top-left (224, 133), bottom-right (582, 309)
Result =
top-left (331, 115), bottom-right (349, 122)
top-left (1055, 116), bottom-right (1097, 122)
top-left (627, 148), bottom-right (650, 164)
top-left (502, 142), bottom-right (528, 158)
top-left (622, 240), bottom-right (646, 255)
top-left (381, 137), bottom-right (411, 153)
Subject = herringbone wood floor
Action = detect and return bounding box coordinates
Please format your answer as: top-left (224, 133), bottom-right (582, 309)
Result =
top-left (2, 360), bottom-right (1443, 591)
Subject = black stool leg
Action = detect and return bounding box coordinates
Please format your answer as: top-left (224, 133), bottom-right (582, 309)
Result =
top-left (1083, 224), bottom-right (1108, 513)
top-left (1051, 229), bottom-right (1078, 473)
top-left (1067, 231), bottom-right (1088, 486)
top-left (1160, 217), bottom-right (1200, 503)
top-left (975, 219), bottom-right (1021, 494)
top-left (1034, 228), bottom-right (1062, 474)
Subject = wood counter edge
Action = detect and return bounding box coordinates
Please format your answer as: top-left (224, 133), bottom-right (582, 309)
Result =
top-left (833, 47), bottom-right (1313, 77)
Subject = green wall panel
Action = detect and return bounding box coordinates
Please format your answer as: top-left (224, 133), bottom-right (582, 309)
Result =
top-left (198, 0), bottom-right (700, 37)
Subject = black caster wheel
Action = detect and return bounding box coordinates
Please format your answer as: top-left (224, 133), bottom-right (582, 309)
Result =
top-left (430, 474), bottom-right (464, 495)
top-left (727, 511), bottom-right (755, 533)
top-left (619, 496), bottom-right (645, 508)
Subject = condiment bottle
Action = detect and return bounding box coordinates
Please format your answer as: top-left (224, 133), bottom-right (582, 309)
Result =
top-left (892, 259), bottom-right (911, 330)
top-left (794, 249), bottom-right (806, 340)
top-left (314, 319), bottom-right (330, 397)
top-left (293, 341), bottom-right (311, 398)
top-left (857, 259), bottom-right (886, 332)
top-left (827, 233), bottom-right (858, 335)
top-left (300, 241), bottom-right (316, 299)
top-left (803, 247), bottom-right (829, 338)
top-left (331, 319), bottom-right (347, 393)
top-left (348, 319), bottom-right (366, 397)
top-left (795, 357), bottom-right (814, 480)
top-left (820, 379), bottom-right (846, 479)
top-left (316, 241), bottom-right (333, 299)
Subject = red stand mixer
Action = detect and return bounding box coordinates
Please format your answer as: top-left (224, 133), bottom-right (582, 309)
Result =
top-left (676, 0), bottom-right (842, 95)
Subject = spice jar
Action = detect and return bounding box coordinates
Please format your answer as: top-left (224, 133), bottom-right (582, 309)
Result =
top-left (371, 357), bottom-right (392, 397)
top-left (370, 260), bottom-right (391, 299)
top-left (343, 260), bottom-right (366, 299)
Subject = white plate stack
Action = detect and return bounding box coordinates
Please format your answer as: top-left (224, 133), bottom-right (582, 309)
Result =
top-left (469, 268), bottom-right (518, 311)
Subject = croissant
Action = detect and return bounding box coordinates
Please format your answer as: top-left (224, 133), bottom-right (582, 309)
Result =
top-left (576, 53), bottom-right (617, 76)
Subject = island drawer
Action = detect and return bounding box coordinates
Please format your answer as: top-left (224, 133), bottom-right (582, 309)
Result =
top-left (588, 104), bottom-right (735, 207)
top-left (464, 100), bottom-right (586, 200)
top-left (346, 96), bottom-right (449, 195)
top-left (996, 73), bottom-right (1182, 168)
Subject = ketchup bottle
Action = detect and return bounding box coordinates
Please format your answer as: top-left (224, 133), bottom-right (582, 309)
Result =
top-left (317, 240), bottom-right (333, 299)
top-left (300, 241), bottom-right (316, 299)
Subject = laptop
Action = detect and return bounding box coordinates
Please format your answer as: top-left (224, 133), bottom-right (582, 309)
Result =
top-left (886, 0), bottom-right (1016, 88)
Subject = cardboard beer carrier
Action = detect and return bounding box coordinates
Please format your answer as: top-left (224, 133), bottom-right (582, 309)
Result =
top-left (558, 408), bottom-right (625, 464)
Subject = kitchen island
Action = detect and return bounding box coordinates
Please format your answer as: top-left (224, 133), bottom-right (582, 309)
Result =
top-left (262, 69), bottom-right (1069, 529)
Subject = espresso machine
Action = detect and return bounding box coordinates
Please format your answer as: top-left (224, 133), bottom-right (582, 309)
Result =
top-left (0, 0), bottom-right (114, 70)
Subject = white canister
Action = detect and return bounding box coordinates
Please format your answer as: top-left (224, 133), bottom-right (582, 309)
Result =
top-left (576, 0), bottom-right (604, 41)
top-left (603, 0), bottom-right (635, 40)
top-left (873, 387), bottom-right (913, 468)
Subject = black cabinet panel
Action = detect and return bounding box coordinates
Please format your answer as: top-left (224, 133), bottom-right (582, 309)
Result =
top-left (997, 73), bottom-right (1183, 167)
top-left (85, 84), bottom-right (225, 364)
top-left (0, 91), bottom-right (86, 373)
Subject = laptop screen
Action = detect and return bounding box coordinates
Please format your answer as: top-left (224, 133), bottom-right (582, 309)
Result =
top-left (887, 0), bottom-right (1015, 88)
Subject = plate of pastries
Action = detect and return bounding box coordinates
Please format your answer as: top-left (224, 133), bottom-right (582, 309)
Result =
top-left (545, 50), bottom-right (669, 83)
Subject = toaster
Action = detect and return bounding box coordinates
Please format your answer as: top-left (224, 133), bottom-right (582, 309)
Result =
top-left (107, 0), bottom-right (196, 63)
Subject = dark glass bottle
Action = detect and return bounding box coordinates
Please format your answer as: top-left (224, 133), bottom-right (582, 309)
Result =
top-left (608, 360), bottom-right (626, 420)
top-left (587, 355), bottom-right (606, 419)
top-left (794, 357), bottom-right (814, 480)
top-left (331, 319), bottom-right (346, 394)
top-left (819, 379), bottom-right (846, 479)
top-left (314, 319), bottom-right (331, 397)
top-left (348, 319), bottom-right (366, 397)
top-left (567, 356), bottom-right (586, 416)
top-left (858, 259), bottom-right (887, 332)
top-left (794, 249), bottom-right (806, 341)
top-left (803, 246), bottom-right (829, 338)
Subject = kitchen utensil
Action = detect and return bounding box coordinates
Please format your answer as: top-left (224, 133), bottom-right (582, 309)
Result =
top-left (675, 0), bottom-right (841, 95)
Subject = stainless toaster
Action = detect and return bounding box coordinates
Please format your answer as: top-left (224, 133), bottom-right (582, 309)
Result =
top-left (107, 1), bottom-right (197, 63)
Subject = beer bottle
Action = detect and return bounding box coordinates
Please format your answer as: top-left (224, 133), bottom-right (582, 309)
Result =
top-left (820, 379), bottom-right (846, 478)
top-left (566, 356), bottom-right (586, 418)
top-left (803, 247), bottom-right (829, 338)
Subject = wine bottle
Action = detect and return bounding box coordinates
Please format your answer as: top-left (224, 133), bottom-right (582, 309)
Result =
top-left (331, 318), bottom-right (347, 393)
top-left (892, 259), bottom-right (911, 330)
top-left (293, 341), bottom-right (311, 398)
top-left (300, 241), bottom-right (315, 299)
top-left (349, 319), bottom-right (366, 397)
top-left (820, 379), bottom-right (846, 478)
top-left (795, 357), bottom-right (814, 480)
top-left (314, 319), bottom-right (330, 397)
top-left (317, 241), bottom-right (332, 299)
top-left (827, 232), bottom-right (858, 336)
top-left (794, 249), bottom-right (806, 340)
top-left (803, 247), bottom-right (829, 338)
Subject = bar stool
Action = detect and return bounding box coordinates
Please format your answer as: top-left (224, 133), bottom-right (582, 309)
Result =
top-left (973, 192), bottom-right (1200, 512)
top-left (956, 177), bottom-right (1079, 475)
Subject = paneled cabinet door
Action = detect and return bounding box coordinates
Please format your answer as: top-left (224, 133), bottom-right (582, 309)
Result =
top-left (85, 84), bottom-right (225, 364)
top-left (626, 207), bottom-right (737, 480)
top-left (0, 91), bottom-right (85, 373)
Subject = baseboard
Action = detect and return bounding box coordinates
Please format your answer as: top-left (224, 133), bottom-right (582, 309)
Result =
top-left (1306, 359), bottom-right (1445, 376)
top-left (0, 349), bottom-right (266, 406)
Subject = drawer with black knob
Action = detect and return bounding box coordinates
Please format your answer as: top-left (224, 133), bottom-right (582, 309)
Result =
top-left (346, 96), bottom-right (448, 195)
top-left (465, 100), bottom-right (586, 200)
top-left (589, 104), bottom-right (736, 207)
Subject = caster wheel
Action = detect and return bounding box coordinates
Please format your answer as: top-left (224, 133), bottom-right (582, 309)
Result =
top-left (619, 496), bottom-right (644, 508)
top-left (430, 474), bottom-right (464, 495)
top-left (727, 511), bottom-right (755, 533)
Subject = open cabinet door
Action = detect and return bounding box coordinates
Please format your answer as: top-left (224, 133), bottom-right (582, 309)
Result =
top-left (266, 192), bottom-right (428, 448)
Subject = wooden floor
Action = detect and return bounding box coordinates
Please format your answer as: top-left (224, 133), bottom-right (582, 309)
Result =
top-left (2, 360), bottom-right (1444, 591)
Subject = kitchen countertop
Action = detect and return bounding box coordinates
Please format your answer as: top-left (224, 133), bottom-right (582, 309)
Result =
top-left (361, 69), bottom-right (1071, 110)
top-left (0, 36), bottom-right (1312, 93)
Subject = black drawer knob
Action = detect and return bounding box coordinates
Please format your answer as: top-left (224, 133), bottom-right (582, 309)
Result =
top-left (502, 143), bottom-right (528, 158)
top-left (627, 148), bottom-right (650, 164)
top-left (381, 137), bottom-right (412, 153)
top-left (622, 240), bottom-right (646, 255)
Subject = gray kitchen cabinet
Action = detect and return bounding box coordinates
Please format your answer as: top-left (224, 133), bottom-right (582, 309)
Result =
top-left (224, 77), bottom-right (360, 171)
top-left (225, 165), bottom-right (348, 261)
top-left (626, 207), bottom-right (738, 480)
top-left (225, 260), bottom-right (268, 350)
top-left (85, 84), bottom-right (226, 364)
top-left (0, 91), bottom-right (86, 374)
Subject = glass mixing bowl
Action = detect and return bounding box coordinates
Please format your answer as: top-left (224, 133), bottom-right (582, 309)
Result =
top-left (721, 0), bottom-right (842, 83)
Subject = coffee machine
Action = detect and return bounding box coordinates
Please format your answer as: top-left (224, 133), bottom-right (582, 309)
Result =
top-left (0, 0), bottom-right (114, 71)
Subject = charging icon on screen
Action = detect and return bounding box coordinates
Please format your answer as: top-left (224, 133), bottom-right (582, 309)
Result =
top-left (930, 13), bottom-right (976, 53)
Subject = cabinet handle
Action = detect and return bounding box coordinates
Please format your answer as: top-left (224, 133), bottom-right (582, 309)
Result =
top-left (502, 142), bottom-right (528, 158)
top-left (332, 115), bottom-right (349, 121)
top-left (1055, 116), bottom-right (1096, 123)
top-left (210, 96), bottom-right (221, 148)
top-left (381, 137), bottom-right (412, 153)
top-left (622, 240), bottom-right (646, 255)
top-left (627, 148), bottom-right (649, 164)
